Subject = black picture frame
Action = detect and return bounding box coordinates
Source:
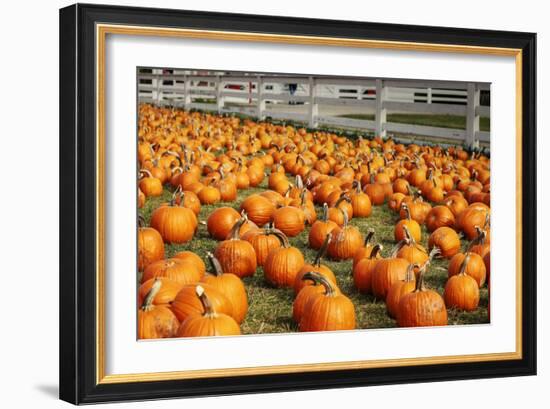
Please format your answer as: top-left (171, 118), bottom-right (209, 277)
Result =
top-left (59, 3), bottom-right (537, 405)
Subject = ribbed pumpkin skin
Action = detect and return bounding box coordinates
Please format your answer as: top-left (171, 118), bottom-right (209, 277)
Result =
top-left (386, 280), bottom-right (416, 318)
top-left (177, 314), bottom-right (241, 337)
top-left (173, 251), bottom-right (206, 276)
top-left (447, 252), bottom-right (487, 287)
top-left (214, 239), bottom-right (257, 278)
top-left (242, 230), bottom-right (281, 266)
top-left (425, 206), bottom-right (456, 232)
top-left (137, 227), bottom-right (165, 271)
top-left (293, 285), bottom-right (324, 323)
top-left (397, 290), bottom-right (448, 327)
top-left (150, 205), bottom-right (197, 244)
top-left (327, 226), bottom-right (362, 260)
top-left (308, 219), bottom-right (338, 250)
top-left (272, 206), bottom-right (306, 237)
top-left (458, 205), bottom-right (490, 240)
top-left (174, 190), bottom-right (201, 215)
top-left (428, 227), bottom-right (461, 258)
top-left (206, 207), bottom-right (240, 240)
top-left (351, 191), bottom-right (372, 217)
top-left (444, 274), bottom-right (480, 311)
top-left (396, 244), bottom-right (429, 265)
top-left (394, 219), bottom-right (421, 243)
top-left (353, 255), bottom-right (381, 294)
top-left (139, 177), bottom-right (163, 197)
top-left (371, 258), bottom-right (410, 300)
top-left (170, 285), bottom-right (233, 323)
top-left (141, 259), bottom-right (202, 285)
top-left (299, 293), bottom-right (356, 331)
top-left (138, 305), bottom-right (179, 339)
top-left (264, 247), bottom-right (305, 288)
top-left (138, 278), bottom-right (184, 306)
top-left (240, 194), bottom-right (276, 227)
top-left (201, 274), bottom-right (248, 324)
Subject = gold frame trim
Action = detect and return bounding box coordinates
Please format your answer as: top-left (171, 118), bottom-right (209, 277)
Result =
top-left (96, 23), bottom-right (523, 385)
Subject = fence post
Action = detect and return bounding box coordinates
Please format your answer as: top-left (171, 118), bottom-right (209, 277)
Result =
top-left (466, 82), bottom-right (480, 148)
top-left (155, 72), bottom-right (162, 106)
top-left (216, 76), bottom-right (224, 114)
top-left (308, 77), bottom-right (318, 128)
top-left (256, 76), bottom-right (265, 120)
top-left (183, 74), bottom-right (190, 110)
top-left (375, 79), bottom-right (387, 138)
top-left (427, 87), bottom-right (433, 104)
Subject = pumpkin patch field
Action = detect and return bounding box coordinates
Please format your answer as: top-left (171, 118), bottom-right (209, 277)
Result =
top-left (137, 103), bottom-right (491, 339)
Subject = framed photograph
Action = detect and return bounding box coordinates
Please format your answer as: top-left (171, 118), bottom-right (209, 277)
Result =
top-left (59, 3), bottom-right (536, 405)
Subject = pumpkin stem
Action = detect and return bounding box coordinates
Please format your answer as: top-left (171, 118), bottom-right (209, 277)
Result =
top-left (468, 228), bottom-right (487, 251)
top-left (228, 214), bottom-right (248, 240)
top-left (139, 168), bottom-right (153, 179)
top-left (301, 271), bottom-right (336, 297)
top-left (295, 175), bottom-right (304, 189)
top-left (141, 279), bottom-right (161, 311)
top-left (390, 240), bottom-right (406, 258)
top-left (401, 202), bottom-right (412, 221)
top-left (405, 263), bottom-right (419, 283)
top-left (413, 264), bottom-right (428, 292)
top-left (335, 193), bottom-right (351, 208)
top-left (196, 285), bottom-right (216, 317)
top-left (353, 180), bottom-right (362, 194)
top-left (402, 224), bottom-right (416, 246)
top-left (458, 253), bottom-right (471, 276)
top-left (138, 214), bottom-right (146, 228)
top-left (321, 203), bottom-right (329, 222)
top-left (427, 247), bottom-right (441, 263)
top-left (369, 244), bottom-right (383, 259)
top-left (206, 252), bottom-right (224, 277)
top-left (269, 228), bottom-right (291, 248)
top-left (363, 229), bottom-right (375, 247)
top-left (313, 234), bottom-right (332, 267)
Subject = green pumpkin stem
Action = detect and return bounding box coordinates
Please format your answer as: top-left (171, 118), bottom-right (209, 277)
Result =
top-left (141, 279), bottom-right (162, 311)
top-left (301, 271), bottom-right (336, 297)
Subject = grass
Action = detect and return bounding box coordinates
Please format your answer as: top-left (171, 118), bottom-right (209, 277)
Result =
top-left (140, 178), bottom-right (489, 334)
top-left (340, 113), bottom-right (490, 132)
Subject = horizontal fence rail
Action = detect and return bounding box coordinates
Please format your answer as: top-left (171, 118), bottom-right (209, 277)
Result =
top-left (138, 69), bottom-right (490, 147)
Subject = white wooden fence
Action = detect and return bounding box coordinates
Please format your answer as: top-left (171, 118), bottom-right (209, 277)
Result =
top-left (138, 70), bottom-right (490, 147)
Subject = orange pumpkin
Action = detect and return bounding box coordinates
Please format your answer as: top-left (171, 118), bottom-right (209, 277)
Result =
top-left (263, 229), bottom-right (305, 288)
top-left (386, 263), bottom-right (417, 318)
top-left (176, 285), bottom-right (241, 337)
top-left (138, 279), bottom-right (180, 339)
top-left (444, 253), bottom-right (480, 311)
top-left (299, 272), bottom-right (356, 332)
top-left (214, 215), bottom-right (257, 278)
top-left (201, 253), bottom-right (248, 323)
top-left (396, 264), bottom-right (448, 327)
top-left (137, 219), bottom-right (165, 271)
